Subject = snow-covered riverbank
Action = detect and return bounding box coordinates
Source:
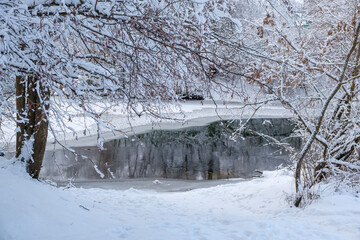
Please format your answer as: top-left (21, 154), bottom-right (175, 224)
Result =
top-left (1, 158), bottom-right (359, 240)
top-left (0, 100), bottom-right (293, 152)
top-left (58, 101), bottom-right (294, 149)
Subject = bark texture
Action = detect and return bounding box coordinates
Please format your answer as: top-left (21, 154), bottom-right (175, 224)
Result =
top-left (15, 76), bottom-right (50, 179)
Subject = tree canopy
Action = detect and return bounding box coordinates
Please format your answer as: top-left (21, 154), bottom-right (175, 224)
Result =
top-left (1, 0), bottom-right (360, 207)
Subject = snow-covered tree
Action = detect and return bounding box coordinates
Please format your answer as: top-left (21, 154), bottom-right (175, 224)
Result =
top-left (3, 0), bottom-right (359, 208)
top-left (0, 0), bottom-right (240, 178)
top-left (231, 0), bottom-right (360, 206)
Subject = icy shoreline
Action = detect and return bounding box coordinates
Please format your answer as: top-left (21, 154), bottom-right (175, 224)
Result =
top-left (49, 101), bottom-right (294, 150)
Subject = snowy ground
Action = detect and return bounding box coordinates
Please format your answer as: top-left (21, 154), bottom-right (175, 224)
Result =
top-left (1, 158), bottom-right (359, 240)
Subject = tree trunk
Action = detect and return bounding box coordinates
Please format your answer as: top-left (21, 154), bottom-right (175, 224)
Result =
top-left (15, 76), bottom-right (50, 179)
top-left (15, 76), bottom-right (26, 158)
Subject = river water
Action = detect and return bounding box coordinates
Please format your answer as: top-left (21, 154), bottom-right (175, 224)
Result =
top-left (41, 118), bottom-right (301, 186)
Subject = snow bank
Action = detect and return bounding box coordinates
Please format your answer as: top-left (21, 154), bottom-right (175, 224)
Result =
top-left (0, 158), bottom-right (114, 240)
top-left (0, 100), bottom-right (293, 152)
top-left (1, 158), bottom-right (359, 240)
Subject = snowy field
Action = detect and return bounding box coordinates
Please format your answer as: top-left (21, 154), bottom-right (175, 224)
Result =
top-left (1, 158), bottom-right (359, 240)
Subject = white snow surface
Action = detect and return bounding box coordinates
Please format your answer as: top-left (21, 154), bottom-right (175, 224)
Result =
top-left (1, 158), bottom-right (359, 240)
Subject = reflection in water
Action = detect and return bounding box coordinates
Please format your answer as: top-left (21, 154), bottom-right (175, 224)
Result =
top-left (41, 119), bottom-right (301, 180)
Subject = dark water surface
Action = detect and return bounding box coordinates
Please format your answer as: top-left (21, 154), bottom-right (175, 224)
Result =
top-left (41, 119), bottom-right (301, 181)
